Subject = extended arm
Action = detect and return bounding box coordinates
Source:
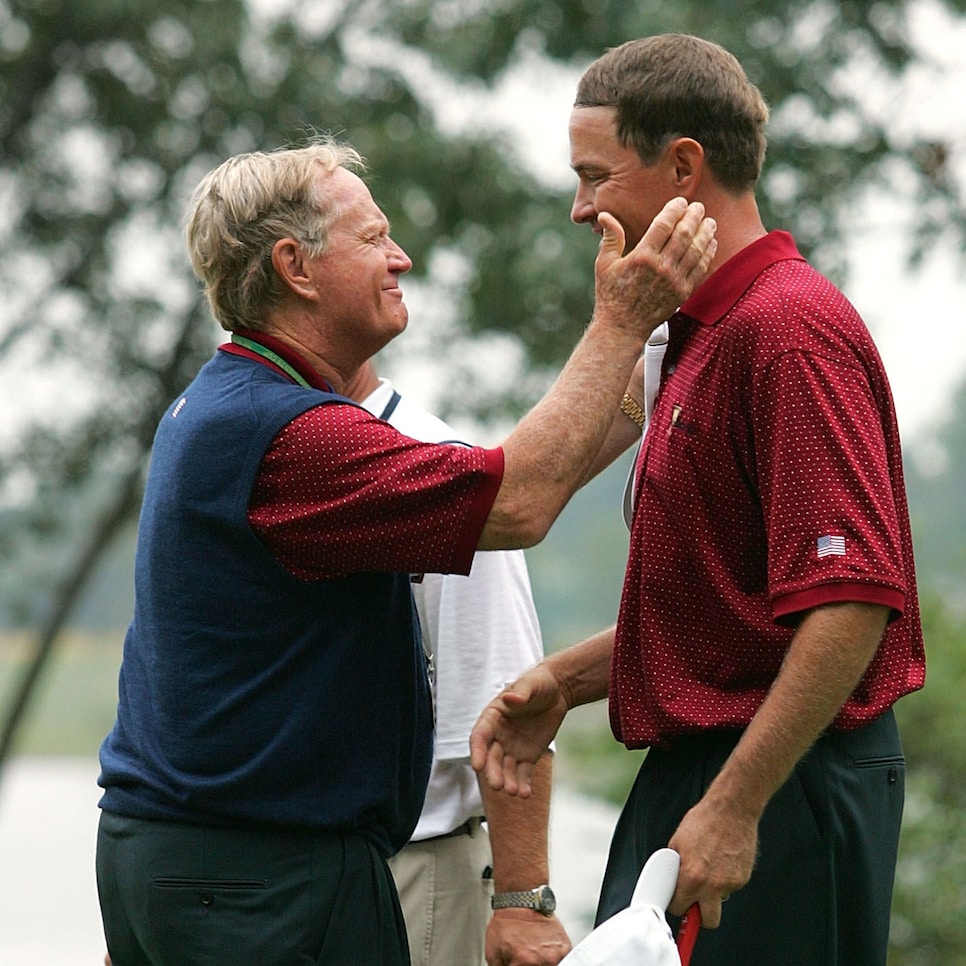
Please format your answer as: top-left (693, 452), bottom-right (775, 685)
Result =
top-left (482, 755), bottom-right (572, 966)
top-left (581, 354), bottom-right (645, 486)
top-left (470, 627), bottom-right (615, 797)
top-left (667, 601), bottom-right (889, 928)
top-left (478, 202), bottom-right (715, 549)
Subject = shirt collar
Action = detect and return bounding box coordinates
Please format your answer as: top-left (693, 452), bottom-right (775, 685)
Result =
top-left (219, 329), bottom-right (334, 392)
top-left (679, 230), bottom-right (804, 326)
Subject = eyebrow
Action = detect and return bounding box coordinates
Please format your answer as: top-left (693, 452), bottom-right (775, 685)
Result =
top-left (356, 212), bottom-right (391, 236)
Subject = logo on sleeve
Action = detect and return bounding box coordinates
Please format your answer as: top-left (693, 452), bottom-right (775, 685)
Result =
top-left (817, 534), bottom-right (846, 558)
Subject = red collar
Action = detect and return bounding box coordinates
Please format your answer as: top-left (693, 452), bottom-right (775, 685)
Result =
top-left (219, 330), bottom-right (334, 392)
top-left (680, 231), bottom-right (804, 326)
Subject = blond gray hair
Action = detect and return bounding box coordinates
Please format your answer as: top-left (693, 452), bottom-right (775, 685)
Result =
top-left (184, 135), bottom-right (366, 332)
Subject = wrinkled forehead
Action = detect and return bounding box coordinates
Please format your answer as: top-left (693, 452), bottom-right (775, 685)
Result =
top-left (320, 166), bottom-right (387, 230)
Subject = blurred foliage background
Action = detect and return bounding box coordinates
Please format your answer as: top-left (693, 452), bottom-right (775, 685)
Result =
top-left (1, 0), bottom-right (965, 961)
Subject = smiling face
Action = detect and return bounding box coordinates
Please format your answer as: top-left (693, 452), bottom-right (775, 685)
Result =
top-left (308, 167), bottom-right (413, 360)
top-left (569, 106), bottom-right (676, 252)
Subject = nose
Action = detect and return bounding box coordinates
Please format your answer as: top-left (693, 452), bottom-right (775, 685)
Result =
top-left (571, 181), bottom-right (596, 226)
top-left (388, 238), bottom-right (413, 275)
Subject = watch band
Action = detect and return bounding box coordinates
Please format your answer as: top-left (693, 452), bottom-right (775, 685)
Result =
top-left (620, 391), bottom-right (646, 430)
top-left (491, 884), bottom-right (556, 916)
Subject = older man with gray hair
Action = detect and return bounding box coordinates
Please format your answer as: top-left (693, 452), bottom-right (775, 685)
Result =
top-left (94, 134), bottom-right (716, 966)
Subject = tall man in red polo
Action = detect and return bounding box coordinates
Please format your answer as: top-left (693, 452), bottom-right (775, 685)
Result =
top-left (472, 34), bottom-right (924, 966)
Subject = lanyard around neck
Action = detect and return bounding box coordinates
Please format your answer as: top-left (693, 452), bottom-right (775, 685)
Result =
top-left (230, 333), bottom-right (312, 389)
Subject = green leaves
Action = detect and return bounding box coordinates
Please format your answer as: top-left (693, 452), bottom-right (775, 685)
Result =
top-left (1, 6), bottom-right (965, 953)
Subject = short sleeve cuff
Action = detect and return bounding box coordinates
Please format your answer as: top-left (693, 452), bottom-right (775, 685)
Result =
top-left (773, 582), bottom-right (906, 626)
top-left (447, 447), bottom-right (505, 573)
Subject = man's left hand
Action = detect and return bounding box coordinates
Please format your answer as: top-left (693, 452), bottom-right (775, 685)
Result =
top-left (486, 908), bottom-right (572, 966)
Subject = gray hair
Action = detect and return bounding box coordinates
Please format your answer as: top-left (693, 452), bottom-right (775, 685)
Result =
top-left (184, 135), bottom-right (366, 332)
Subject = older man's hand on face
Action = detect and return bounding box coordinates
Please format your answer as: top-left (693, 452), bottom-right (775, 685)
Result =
top-left (593, 198), bottom-right (716, 342)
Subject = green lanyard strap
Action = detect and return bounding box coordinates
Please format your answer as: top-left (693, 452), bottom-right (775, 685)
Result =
top-left (230, 333), bottom-right (312, 389)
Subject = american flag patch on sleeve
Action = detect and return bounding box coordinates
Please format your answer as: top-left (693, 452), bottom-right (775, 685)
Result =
top-left (817, 534), bottom-right (846, 558)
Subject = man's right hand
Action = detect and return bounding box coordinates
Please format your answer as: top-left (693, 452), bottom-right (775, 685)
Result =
top-left (477, 202), bottom-right (714, 554)
top-left (593, 198), bottom-right (716, 339)
top-left (469, 663), bottom-right (568, 798)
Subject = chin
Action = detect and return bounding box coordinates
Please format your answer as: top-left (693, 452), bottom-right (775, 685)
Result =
top-left (392, 310), bottom-right (409, 336)
top-left (373, 317), bottom-right (408, 354)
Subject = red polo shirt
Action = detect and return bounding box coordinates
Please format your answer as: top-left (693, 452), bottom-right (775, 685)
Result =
top-left (611, 231), bottom-right (925, 748)
top-left (221, 334), bottom-right (504, 581)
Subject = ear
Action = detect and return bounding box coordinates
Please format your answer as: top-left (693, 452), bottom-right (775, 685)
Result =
top-left (666, 137), bottom-right (705, 195)
top-left (271, 238), bottom-right (319, 301)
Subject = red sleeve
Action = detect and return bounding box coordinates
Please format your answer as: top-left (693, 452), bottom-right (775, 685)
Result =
top-left (756, 350), bottom-right (908, 619)
top-left (248, 402), bottom-right (503, 580)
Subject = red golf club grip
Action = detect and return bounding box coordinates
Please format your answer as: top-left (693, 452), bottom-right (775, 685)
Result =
top-left (676, 903), bottom-right (701, 965)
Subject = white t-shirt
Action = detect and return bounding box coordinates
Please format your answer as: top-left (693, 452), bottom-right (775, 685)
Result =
top-left (360, 379), bottom-right (545, 840)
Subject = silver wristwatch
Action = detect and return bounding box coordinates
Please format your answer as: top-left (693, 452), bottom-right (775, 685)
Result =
top-left (491, 884), bottom-right (556, 916)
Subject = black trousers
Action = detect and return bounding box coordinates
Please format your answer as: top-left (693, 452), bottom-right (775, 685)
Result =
top-left (96, 811), bottom-right (410, 966)
top-left (596, 709), bottom-right (905, 966)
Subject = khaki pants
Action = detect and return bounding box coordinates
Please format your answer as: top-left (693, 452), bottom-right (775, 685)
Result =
top-left (389, 818), bottom-right (492, 966)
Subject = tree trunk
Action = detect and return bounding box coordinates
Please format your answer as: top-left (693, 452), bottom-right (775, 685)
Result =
top-left (0, 310), bottom-right (207, 780)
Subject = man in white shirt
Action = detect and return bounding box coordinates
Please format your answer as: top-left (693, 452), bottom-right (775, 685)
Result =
top-left (345, 361), bottom-right (572, 966)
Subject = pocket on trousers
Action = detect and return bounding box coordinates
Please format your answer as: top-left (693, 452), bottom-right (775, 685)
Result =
top-left (141, 875), bottom-right (274, 962)
top-left (153, 877), bottom-right (269, 890)
top-left (851, 754), bottom-right (905, 770)
top-left (151, 876), bottom-right (269, 915)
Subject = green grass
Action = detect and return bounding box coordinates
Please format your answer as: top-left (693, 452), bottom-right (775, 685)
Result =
top-left (0, 631), bottom-right (123, 756)
top-left (553, 700), bottom-right (647, 806)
